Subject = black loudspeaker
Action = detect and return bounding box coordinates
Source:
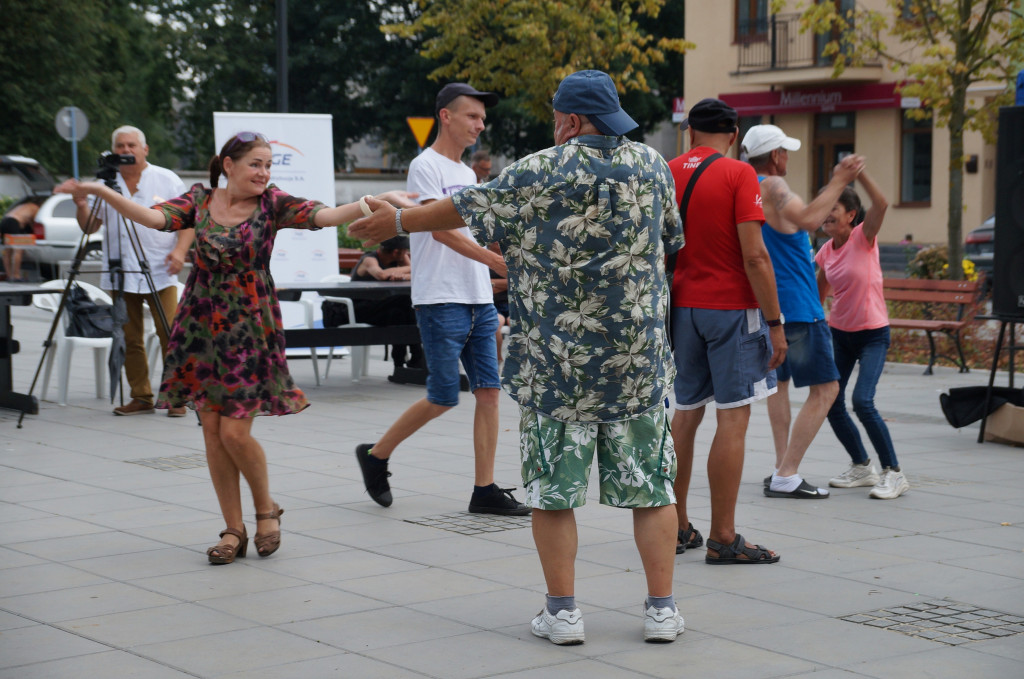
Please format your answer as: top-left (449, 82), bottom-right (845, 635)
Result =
top-left (992, 106), bottom-right (1024, 319)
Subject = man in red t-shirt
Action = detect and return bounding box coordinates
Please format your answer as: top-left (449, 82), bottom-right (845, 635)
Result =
top-left (666, 98), bottom-right (787, 564)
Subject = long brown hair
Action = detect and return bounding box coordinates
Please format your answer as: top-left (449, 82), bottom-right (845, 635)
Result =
top-left (208, 132), bottom-right (271, 187)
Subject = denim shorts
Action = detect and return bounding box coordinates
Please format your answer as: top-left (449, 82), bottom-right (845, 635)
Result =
top-left (672, 307), bottom-right (777, 409)
top-left (415, 303), bottom-right (501, 406)
top-left (519, 406), bottom-right (676, 510)
top-left (775, 320), bottom-right (840, 387)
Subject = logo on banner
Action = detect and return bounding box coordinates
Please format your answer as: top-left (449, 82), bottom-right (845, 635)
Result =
top-left (267, 139), bottom-right (309, 185)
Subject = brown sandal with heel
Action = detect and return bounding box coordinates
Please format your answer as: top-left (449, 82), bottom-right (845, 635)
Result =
top-left (254, 504), bottom-right (284, 557)
top-left (207, 527), bottom-right (248, 564)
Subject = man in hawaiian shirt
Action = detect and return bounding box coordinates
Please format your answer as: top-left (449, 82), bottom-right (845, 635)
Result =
top-left (352, 70), bottom-right (685, 645)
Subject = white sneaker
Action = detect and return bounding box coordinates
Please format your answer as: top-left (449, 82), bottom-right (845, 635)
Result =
top-left (870, 468), bottom-right (910, 499)
top-left (531, 608), bottom-right (584, 645)
top-left (829, 462), bottom-right (881, 488)
top-left (643, 603), bottom-right (684, 642)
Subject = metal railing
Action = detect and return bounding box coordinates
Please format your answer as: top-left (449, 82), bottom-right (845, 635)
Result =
top-left (736, 13), bottom-right (840, 72)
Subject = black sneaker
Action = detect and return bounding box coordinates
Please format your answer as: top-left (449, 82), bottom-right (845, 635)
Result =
top-left (469, 485), bottom-right (530, 515)
top-left (763, 479), bottom-right (830, 499)
top-left (355, 443), bottom-right (393, 507)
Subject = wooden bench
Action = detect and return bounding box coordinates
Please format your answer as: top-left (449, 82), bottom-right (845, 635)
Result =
top-left (883, 276), bottom-right (986, 375)
top-left (338, 248), bottom-right (364, 273)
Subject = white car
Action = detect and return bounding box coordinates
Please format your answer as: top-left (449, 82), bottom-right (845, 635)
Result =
top-left (28, 193), bottom-right (103, 279)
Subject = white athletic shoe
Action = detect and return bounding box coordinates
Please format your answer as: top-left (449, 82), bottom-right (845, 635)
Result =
top-left (829, 461), bottom-right (881, 488)
top-left (531, 607), bottom-right (584, 645)
top-left (643, 603), bottom-right (684, 642)
top-left (869, 468), bottom-right (910, 499)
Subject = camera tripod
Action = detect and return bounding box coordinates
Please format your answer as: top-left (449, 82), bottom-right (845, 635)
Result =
top-left (17, 165), bottom-right (176, 428)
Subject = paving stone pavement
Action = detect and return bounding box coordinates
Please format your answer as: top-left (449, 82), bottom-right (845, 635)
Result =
top-left (2, 303), bottom-right (1023, 678)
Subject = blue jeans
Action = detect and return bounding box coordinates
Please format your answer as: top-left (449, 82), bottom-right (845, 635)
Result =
top-left (826, 326), bottom-right (898, 469)
top-left (415, 303), bottom-right (500, 407)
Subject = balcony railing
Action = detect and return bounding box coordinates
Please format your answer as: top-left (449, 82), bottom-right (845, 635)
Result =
top-left (735, 13), bottom-right (863, 73)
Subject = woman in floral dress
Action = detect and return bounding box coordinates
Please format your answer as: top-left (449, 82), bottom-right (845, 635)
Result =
top-left (58, 132), bottom-right (415, 563)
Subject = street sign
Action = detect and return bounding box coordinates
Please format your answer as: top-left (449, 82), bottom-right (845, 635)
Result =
top-left (672, 97), bottom-right (686, 123)
top-left (55, 106), bottom-right (89, 179)
top-left (55, 106), bottom-right (89, 142)
top-left (406, 117), bottom-right (435, 149)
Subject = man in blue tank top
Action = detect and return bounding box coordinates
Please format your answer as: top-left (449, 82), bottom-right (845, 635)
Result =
top-left (743, 125), bottom-right (862, 499)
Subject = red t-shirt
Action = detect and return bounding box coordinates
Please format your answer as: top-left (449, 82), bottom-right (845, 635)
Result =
top-left (667, 146), bottom-right (764, 309)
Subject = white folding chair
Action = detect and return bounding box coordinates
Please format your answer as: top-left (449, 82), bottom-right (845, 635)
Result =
top-left (298, 274), bottom-right (371, 384)
top-left (32, 280), bottom-right (112, 405)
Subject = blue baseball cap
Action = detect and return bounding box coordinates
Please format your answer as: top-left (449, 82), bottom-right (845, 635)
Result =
top-left (552, 70), bottom-right (638, 137)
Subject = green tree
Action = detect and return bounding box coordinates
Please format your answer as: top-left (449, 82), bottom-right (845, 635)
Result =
top-left (152, 0), bottom-right (438, 168)
top-left (389, 0), bottom-right (692, 140)
top-left (796, 0), bottom-right (1024, 280)
top-left (0, 0), bottom-right (179, 178)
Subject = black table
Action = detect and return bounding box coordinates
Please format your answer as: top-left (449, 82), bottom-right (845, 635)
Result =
top-left (276, 280), bottom-right (412, 302)
top-left (277, 281), bottom-right (459, 388)
top-left (0, 282), bottom-right (49, 414)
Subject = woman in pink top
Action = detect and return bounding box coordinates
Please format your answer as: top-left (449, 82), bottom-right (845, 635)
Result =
top-left (815, 169), bottom-right (909, 500)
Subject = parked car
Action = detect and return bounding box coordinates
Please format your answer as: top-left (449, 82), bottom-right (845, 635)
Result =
top-left (29, 193), bottom-right (103, 278)
top-left (2, 154), bottom-right (103, 279)
top-left (965, 216), bottom-right (994, 286)
top-left (0, 154), bottom-right (56, 200)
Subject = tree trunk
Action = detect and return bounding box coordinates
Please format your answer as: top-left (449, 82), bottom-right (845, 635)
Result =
top-left (946, 80), bottom-right (967, 281)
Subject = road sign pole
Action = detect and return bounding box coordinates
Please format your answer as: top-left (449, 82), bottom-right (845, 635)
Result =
top-left (70, 107), bottom-right (79, 179)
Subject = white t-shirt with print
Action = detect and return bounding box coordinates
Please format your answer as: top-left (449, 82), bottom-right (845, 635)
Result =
top-left (406, 147), bottom-right (492, 306)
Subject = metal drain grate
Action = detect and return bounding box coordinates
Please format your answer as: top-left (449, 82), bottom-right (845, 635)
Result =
top-left (842, 599), bottom-right (1024, 645)
top-left (126, 454), bottom-right (207, 471)
top-left (405, 512), bottom-right (532, 535)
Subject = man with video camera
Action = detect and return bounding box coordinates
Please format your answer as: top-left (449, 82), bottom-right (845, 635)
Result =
top-left (73, 125), bottom-right (194, 417)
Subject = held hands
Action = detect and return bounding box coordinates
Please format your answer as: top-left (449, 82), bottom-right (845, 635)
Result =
top-left (349, 195), bottom-right (401, 247)
top-left (55, 178), bottom-right (98, 206)
top-left (833, 155), bottom-right (865, 184)
top-left (165, 250), bottom-right (186, 275)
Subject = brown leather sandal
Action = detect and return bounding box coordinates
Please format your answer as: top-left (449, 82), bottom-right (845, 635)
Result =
top-left (254, 503), bottom-right (284, 557)
top-left (207, 527), bottom-right (248, 564)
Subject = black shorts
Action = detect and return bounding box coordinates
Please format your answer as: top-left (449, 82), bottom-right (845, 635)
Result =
top-left (0, 217), bottom-right (27, 236)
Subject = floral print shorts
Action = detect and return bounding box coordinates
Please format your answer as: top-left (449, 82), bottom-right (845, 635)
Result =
top-left (519, 406), bottom-right (677, 510)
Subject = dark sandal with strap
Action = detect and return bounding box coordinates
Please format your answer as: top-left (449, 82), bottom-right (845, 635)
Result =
top-left (207, 527), bottom-right (248, 565)
top-left (254, 503), bottom-right (284, 557)
top-left (705, 533), bottom-right (780, 565)
top-left (676, 523), bottom-right (704, 554)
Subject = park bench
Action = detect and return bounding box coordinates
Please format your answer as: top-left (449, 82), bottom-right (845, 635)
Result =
top-left (883, 276), bottom-right (986, 375)
top-left (338, 248), bottom-right (364, 273)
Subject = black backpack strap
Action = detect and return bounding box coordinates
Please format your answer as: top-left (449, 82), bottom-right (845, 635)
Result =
top-left (666, 152), bottom-right (723, 278)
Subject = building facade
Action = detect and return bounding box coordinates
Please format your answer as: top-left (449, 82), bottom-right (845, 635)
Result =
top-left (684, 1), bottom-right (1000, 245)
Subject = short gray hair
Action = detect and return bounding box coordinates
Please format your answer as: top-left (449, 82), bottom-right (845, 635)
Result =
top-left (111, 125), bottom-right (146, 149)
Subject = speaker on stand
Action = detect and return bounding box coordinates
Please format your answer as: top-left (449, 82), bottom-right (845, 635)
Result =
top-left (978, 105), bottom-right (1024, 442)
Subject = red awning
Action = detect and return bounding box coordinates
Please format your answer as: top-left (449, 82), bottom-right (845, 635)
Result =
top-left (720, 83), bottom-right (905, 116)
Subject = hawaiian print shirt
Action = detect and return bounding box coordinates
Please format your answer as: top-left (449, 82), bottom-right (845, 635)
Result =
top-left (451, 135), bottom-right (683, 423)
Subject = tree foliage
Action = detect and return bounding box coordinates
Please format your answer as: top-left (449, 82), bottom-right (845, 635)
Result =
top-left (795, 0), bottom-right (1024, 279)
top-left (152, 0), bottom-right (439, 168)
top-left (389, 0), bottom-right (692, 144)
top-left (0, 0), bottom-right (179, 178)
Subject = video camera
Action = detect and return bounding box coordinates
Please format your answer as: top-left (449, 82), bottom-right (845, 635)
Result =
top-left (96, 151), bottom-right (136, 182)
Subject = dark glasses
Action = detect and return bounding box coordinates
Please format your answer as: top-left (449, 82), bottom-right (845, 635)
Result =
top-left (225, 131), bottom-right (269, 152)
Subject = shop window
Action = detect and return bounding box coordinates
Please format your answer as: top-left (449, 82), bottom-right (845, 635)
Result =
top-left (900, 113), bottom-right (932, 204)
top-left (738, 116), bottom-right (763, 160)
top-left (736, 0), bottom-right (769, 42)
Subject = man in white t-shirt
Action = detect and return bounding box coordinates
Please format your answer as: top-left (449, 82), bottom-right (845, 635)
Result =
top-left (73, 126), bottom-right (194, 417)
top-left (355, 83), bottom-right (528, 516)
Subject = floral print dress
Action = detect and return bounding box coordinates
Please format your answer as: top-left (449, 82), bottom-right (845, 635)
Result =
top-left (155, 183), bottom-right (324, 418)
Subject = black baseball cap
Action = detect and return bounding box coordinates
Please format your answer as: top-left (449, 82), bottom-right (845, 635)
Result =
top-left (435, 83), bottom-right (499, 116)
top-left (681, 98), bottom-right (738, 133)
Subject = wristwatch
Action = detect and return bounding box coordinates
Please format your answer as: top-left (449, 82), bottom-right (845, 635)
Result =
top-left (766, 313), bottom-right (785, 328)
top-left (394, 208), bottom-right (409, 236)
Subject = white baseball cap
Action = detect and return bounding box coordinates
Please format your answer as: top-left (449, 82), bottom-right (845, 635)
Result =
top-left (742, 124), bottom-right (802, 158)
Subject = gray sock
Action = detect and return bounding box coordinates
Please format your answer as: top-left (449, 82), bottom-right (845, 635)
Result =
top-left (646, 595), bottom-right (675, 611)
top-left (546, 594), bottom-right (576, 615)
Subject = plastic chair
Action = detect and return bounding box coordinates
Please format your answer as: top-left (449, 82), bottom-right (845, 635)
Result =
top-left (32, 280), bottom-right (112, 406)
top-left (144, 281), bottom-right (185, 379)
top-left (299, 274), bottom-right (370, 383)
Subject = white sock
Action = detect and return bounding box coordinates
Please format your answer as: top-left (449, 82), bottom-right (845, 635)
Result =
top-left (771, 473), bottom-right (802, 492)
